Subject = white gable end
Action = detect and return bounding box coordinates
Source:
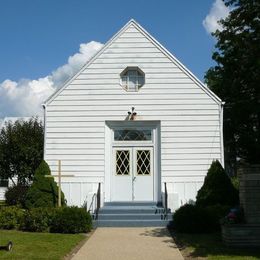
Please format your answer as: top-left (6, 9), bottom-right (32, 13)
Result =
top-left (46, 20), bottom-right (221, 105)
top-left (44, 20), bottom-right (223, 211)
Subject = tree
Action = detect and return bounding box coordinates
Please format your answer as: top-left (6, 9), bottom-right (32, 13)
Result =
top-left (0, 117), bottom-right (43, 185)
top-left (205, 0), bottom-right (260, 174)
top-left (25, 160), bottom-right (65, 208)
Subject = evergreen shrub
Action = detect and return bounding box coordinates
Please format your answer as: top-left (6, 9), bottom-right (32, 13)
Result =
top-left (25, 160), bottom-right (65, 208)
top-left (0, 206), bottom-right (24, 229)
top-left (50, 206), bottom-right (92, 234)
top-left (5, 185), bottom-right (29, 207)
top-left (196, 160), bottom-right (239, 207)
top-left (19, 207), bottom-right (57, 232)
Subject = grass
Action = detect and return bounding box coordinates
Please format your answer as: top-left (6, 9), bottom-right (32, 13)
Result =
top-left (0, 230), bottom-right (86, 259)
top-left (172, 232), bottom-right (260, 260)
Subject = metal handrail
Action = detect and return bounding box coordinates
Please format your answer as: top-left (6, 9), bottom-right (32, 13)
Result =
top-left (164, 182), bottom-right (168, 219)
top-left (87, 183), bottom-right (101, 220)
top-left (96, 183), bottom-right (101, 220)
top-left (87, 193), bottom-right (97, 215)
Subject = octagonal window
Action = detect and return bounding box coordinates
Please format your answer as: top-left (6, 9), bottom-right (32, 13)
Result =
top-left (120, 67), bottom-right (145, 92)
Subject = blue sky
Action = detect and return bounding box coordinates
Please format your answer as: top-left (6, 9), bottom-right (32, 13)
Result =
top-left (0, 0), bottom-right (230, 118)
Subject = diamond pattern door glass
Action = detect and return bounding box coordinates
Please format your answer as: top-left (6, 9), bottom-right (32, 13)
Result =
top-left (116, 150), bottom-right (130, 175)
top-left (136, 150), bottom-right (151, 175)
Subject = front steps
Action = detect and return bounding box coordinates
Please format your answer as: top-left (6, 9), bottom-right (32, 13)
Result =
top-left (93, 202), bottom-right (173, 227)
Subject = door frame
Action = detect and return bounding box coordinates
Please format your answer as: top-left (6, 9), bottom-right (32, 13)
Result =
top-left (105, 121), bottom-right (161, 203)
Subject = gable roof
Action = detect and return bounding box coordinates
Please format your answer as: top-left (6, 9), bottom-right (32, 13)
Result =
top-left (44, 19), bottom-right (222, 106)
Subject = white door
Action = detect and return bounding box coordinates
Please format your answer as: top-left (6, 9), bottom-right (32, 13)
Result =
top-left (133, 147), bottom-right (153, 201)
top-left (111, 147), bottom-right (154, 201)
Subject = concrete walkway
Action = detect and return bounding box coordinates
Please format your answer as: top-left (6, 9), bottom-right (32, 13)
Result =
top-left (71, 227), bottom-right (184, 260)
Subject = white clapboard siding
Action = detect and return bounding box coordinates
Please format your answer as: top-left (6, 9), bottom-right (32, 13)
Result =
top-left (44, 20), bottom-right (222, 209)
top-left (0, 188), bottom-right (7, 201)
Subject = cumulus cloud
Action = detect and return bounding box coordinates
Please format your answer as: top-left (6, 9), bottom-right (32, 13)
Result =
top-left (203, 0), bottom-right (231, 34)
top-left (0, 41), bottom-right (103, 118)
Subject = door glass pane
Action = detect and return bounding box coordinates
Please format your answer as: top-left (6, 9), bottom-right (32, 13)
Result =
top-left (116, 150), bottom-right (130, 175)
top-left (136, 150), bottom-right (151, 175)
top-left (114, 129), bottom-right (151, 141)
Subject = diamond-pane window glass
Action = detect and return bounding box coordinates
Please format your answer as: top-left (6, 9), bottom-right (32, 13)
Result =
top-left (116, 150), bottom-right (130, 175)
top-left (137, 150), bottom-right (151, 175)
top-left (114, 129), bottom-right (152, 141)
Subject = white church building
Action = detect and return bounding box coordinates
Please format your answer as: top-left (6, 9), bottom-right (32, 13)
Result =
top-left (43, 20), bottom-right (224, 211)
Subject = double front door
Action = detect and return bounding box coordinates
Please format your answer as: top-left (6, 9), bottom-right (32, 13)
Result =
top-left (112, 147), bottom-right (154, 201)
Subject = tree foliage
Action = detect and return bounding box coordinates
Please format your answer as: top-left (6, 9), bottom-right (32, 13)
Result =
top-left (0, 117), bottom-right (43, 185)
top-left (25, 160), bottom-right (65, 208)
top-left (205, 0), bottom-right (260, 172)
top-left (196, 160), bottom-right (239, 207)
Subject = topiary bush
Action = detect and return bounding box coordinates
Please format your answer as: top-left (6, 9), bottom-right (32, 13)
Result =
top-left (19, 207), bottom-right (57, 232)
top-left (25, 160), bottom-right (65, 208)
top-left (0, 206), bottom-right (24, 229)
top-left (50, 206), bottom-right (92, 234)
top-left (5, 185), bottom-right (29, 207)
top-left (173, 204), bottom-right (230, 233)
top-left (196, 160), bottom-right (239, 207)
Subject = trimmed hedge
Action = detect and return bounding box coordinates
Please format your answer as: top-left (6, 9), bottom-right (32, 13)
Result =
top-left (19, 207), bottom-right (56, 232)
top-left (173, 204), bottom-right (230, 233)
top-left (0, 206), bottom-right (92, 234)
top-left (0, 206), bottom-right (24, 229)
top-left (50, 206), bottom-right (92, 234)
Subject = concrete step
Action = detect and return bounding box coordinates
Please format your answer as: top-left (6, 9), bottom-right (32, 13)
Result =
top-left (104, 201), bottom-right (157, 207)
top-left (98, 213), bottom-right (172, 221)
top-left (95, 219), bottom-right (171, 227)
top-left (99, 206), bottom-right (167, 215)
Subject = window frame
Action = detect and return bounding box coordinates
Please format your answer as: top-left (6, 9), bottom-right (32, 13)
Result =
top-left (120, 67), bottom-right (145, 92)
top-left (112, 127), bottom-right (154, 145)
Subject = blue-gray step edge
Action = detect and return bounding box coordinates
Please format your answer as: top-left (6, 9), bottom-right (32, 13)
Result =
top-left (104, 202), bottom-right (157, 207)
top-left (94, 219), bottom-right (171, 227)
top-left (99, 207), bottom-right (167, 215)
top-left (98, 213), bottom-right (173, 220)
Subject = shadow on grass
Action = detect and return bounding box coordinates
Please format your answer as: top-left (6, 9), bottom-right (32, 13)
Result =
top-left (171, 231), bottom-right (260, 259)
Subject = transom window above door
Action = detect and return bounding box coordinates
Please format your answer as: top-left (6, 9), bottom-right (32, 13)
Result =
top-left (114, 129), bottom-right (152, 141)
top-left (120, 67), bottom-right (145, 92)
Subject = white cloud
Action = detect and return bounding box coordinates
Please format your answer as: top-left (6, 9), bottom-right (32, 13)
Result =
top-left (0, 41), bottom-right (103, 118)
top-left (203, 0), bottom-right (230, 34)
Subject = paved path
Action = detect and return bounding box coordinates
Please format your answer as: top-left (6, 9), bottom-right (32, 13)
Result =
top-left (71, 227), bottom-right (184, 260)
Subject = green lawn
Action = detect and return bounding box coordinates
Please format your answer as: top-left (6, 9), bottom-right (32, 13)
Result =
top-left (0, 230), bottom-right (86, 259)
top-left (173, 232), bottom-right (260, 260)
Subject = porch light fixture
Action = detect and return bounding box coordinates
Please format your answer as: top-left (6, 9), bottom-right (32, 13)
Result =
top-left (128, 107), bottom-right (137, 120)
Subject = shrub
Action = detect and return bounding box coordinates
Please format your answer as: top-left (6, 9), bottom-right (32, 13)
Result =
top-left (173, 204), bottom-right (230, 233)
top-left (206, 204), bottom-right (230, 231)
top-left (19, 207), bottom-right (57, 232)
top-left (25, 160), bottom-right (65, 208)
top-left (196, 160), bottom-right (239, 207)
top-left (173, 204), bottom-right (210, 233)
top-left (5, 185), bottom-right (29, 207)
top-left (0, 206), bottom-right (24, 229)
top-left (50, 206), bottom-right (92, 234)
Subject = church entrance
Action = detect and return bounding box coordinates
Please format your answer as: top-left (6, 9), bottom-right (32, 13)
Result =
top-left (110, 127), bottom-right (156, 201)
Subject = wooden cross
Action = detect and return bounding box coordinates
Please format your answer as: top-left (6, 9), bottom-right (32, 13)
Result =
top-left (45, 160), bottom-right (74, 207)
